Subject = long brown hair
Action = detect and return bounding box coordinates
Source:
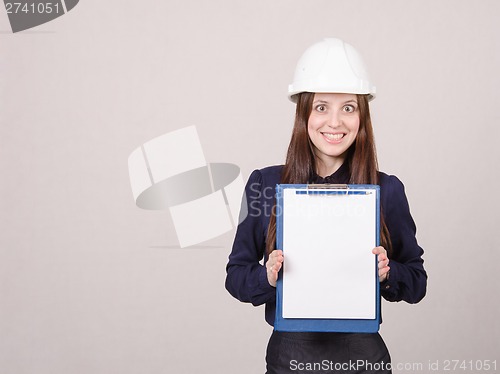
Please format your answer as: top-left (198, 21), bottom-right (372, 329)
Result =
top-left (266, 92), bottom-right (392, 255)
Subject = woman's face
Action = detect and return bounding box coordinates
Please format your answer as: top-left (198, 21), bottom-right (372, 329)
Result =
top-left (308, 92), bottom-right (360, 170)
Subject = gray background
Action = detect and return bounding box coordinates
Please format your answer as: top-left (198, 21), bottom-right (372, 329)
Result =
top-left (1, 1), bottom-right (499, 373)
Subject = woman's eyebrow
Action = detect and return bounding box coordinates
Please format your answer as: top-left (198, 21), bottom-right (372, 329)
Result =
top-left (313, 100), bottom-right (329, 104)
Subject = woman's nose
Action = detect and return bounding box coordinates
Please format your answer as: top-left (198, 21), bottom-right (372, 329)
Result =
top-left (326, 111), bottom-right (342, 128)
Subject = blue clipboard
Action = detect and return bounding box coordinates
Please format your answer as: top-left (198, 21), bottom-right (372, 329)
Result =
top-left (274, 184), bottom-right (380, 333)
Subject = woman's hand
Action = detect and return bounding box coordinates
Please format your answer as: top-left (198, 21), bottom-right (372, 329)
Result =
top-left (266, 249), bottom-right (284, 287)
top-left (372, 246), bottom-right (390, 282)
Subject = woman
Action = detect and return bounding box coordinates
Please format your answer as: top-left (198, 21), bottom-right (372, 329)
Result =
top-left (225, 38), bottom-right (427, 374)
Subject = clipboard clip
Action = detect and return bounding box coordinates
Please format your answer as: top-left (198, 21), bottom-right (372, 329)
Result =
top-left (300, 184), bottom-right (371, 196)
top-left (307, 184), bottom-right (349, 189)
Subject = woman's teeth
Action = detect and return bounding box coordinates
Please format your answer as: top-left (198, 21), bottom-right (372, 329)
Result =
top-left (323, 133), bottom-right (344, 140)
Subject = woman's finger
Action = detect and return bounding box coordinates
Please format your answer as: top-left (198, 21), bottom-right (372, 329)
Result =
top-left (378, 254), bottom-right (387, 266)
top-left (372, 246), bottom-right (386, 254)
top-left (379, 266), bottom-right (390, 278)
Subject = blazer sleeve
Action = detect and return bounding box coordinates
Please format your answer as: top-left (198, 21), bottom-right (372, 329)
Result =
top-left (380, 175), bottom-right (427, 303)
top-left (225, 169), bottom-right (276, 306)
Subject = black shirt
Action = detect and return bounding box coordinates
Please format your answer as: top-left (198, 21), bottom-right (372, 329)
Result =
top-left (225, 164), bottom-right (427, 326)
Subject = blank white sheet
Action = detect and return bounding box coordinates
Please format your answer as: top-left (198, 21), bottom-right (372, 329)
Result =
top-left (282, 188), bottom-right (376, 319)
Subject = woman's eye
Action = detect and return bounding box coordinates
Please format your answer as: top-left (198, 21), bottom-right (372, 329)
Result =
top-left (316, 105), bottom-right (326, 112)
top-left (343, 105), bottom-right (356, 113)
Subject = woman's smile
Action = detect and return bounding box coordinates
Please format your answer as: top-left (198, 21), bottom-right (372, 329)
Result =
top-left (321, 131), bottom-right (347, 143)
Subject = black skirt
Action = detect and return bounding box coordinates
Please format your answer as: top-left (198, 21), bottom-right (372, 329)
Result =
top-left (266, 331), bottom-right (391, 374)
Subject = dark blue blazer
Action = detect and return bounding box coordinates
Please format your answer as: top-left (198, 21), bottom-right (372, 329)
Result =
top-left (225, 165), bottom-right (427, 326)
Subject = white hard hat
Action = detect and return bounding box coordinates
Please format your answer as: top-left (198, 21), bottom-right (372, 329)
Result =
top-left (288, 38), bottom-right (376, 102)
